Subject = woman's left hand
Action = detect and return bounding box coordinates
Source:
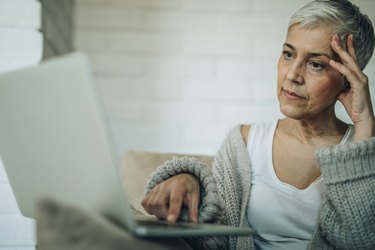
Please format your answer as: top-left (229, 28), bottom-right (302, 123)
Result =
top-left (330, 34), bottom-right (375, 141)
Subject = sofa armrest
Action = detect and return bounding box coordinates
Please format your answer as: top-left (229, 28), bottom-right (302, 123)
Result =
top-left (120, 151), bottom-right (213, 215)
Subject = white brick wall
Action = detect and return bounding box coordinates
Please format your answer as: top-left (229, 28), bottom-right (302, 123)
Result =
top-left (0, 0), bottom-right (73, 248)
top-left (74, 0), bottom-right (375, 157)
top-left (0, 0), bottom-right (41, 248)
top-left (0, 0), bottom-right (40, 28)
top-left (0, 0), bottom-right (42, 73)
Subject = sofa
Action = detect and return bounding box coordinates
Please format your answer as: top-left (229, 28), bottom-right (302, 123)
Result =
top-left (35, 150), bottom-right (213, 250)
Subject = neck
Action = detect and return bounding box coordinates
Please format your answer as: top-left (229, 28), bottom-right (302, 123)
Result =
top-left (282, 116), bottom-right (348, 144)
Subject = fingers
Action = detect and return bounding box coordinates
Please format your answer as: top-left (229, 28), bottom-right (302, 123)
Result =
top-left (141, 174), bottom-right (200, 223)
top-left (330, 33), bottom-right (374, 129)
top-left (331, 35), bottom-right (358, 67)
top-left (347, 35), bottom-right (357, 61)
top-left (329, 60), bottom-right (365, 88)
top-left (167, 186), bottom-right (184, 222)
top-left (330, 34), bottom-right (364, 110)
top-left (187, 191), bottom-right (199, 223)
top-left (142, 185), bottom-right (170, 220)
top-left (330, 34), bottom-right (368, 88)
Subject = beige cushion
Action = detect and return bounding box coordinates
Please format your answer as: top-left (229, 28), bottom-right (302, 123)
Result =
top-left (120, 150), bottom-right (213, 215)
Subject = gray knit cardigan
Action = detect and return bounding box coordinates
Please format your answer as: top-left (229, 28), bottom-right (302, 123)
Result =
top-left (145, 125), bottom-right (375, 250)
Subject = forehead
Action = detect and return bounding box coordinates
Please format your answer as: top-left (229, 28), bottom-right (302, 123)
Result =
top-left (285, 24), bottom-right (333, 53)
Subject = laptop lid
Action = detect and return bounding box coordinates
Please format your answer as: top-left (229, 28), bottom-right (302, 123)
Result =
top-left (0, 52), bottom-right (253, 238)
top-left (0, 52), bottom-right (135, 230)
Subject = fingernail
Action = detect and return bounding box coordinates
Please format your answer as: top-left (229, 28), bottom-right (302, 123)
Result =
top-left (332, 37), bottom-right (338, 45)
top-left (167, 214), bottom-right (175, 222)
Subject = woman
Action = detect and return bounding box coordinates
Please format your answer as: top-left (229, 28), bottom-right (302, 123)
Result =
top-left (142, 0), bottom-right (375, 249)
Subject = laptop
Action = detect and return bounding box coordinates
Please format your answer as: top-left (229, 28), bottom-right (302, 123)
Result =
top-left (0, 52), bottom-right (252, 237)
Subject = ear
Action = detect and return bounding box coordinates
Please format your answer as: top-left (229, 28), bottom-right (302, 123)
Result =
top-left (341, 76), bottom-right (351, 93)
top-left (335, 78), bottom-right (348, 101)
top-left (342, 80), bottom-right (351, 93)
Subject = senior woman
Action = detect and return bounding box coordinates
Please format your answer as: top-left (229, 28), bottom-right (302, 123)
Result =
top-left (142, 0), bottom-right (375, 249)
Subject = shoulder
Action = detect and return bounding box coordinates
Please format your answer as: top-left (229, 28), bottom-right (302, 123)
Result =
top-left (219, 124), bottom-right (253, 153)
top-left (240, 124), bottom-right (251, 146)
top-left (224, 124), bottom-right (252, 147)
top-left (240, 121), bottom-right (280, 146)
top-left (217, 125), bottom-right (252, 153)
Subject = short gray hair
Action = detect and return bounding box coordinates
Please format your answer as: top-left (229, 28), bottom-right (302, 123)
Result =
top-left (288, 0), bottom-right (375, 70)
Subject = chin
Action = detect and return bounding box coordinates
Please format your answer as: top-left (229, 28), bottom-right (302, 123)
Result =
top-left (279, 104), bottom-right (305, 120)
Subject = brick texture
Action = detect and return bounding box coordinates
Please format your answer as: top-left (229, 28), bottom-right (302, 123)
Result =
top-left (0, 0), bottom-right (72, 248)
top-left (74, 0), bottom-right (375, 157)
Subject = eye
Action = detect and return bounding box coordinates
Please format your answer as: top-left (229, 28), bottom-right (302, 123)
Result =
top-left (282, 50), bottom-right (294, 60)
top-left (308, 61), bottom-right (326, 71)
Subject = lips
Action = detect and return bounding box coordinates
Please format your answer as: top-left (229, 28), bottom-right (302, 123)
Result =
top-left (282, 88), bottom-right (305, 100)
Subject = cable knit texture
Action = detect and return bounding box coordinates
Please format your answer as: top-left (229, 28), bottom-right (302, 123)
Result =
top-left (144, 156), bottom-right (223, 223)
top-left (311, 140), bottom-right (375, 249)
top-left (144, 157), bottom-right (227, 249)
top-left (145, 125), bottom-right (375, 250)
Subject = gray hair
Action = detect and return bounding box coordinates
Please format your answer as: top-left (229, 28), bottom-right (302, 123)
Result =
top-left (288, 0), bottom-right (375, 70)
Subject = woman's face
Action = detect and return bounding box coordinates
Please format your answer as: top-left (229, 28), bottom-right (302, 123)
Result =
top-left (277, 24), bottom-right (343, 121)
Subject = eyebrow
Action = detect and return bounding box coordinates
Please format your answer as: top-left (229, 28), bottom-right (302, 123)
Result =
top-left (283, 43), bottom-right (332, 60)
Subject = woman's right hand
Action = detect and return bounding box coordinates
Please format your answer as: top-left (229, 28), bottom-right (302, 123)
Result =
top-left (330, 34), bottom-right (375, 141)
top-left (141, 173), bottom-right (200, 223)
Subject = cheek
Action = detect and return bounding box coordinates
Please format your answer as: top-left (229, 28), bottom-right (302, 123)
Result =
top-left (326, 75), bottom-right (344, 96)
top-left (277, 57), bottom-right (285, 86)
top-left (309, 79), bottom-right (342, 102)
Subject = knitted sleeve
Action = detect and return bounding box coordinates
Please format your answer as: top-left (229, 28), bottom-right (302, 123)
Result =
top-left (311, 138), bottom-right (375, 249)
top-left (144, 156), bottom-right (223, 223)
top-left (210, 126), bottom-right (254, 250)
top-left (143, 156), bottom-right (228, 249)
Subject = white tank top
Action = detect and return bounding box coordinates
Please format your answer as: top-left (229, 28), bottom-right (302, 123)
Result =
top-left (247, 121), bottom-right (354, 250)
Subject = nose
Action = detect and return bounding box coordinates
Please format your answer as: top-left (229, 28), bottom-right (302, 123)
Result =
top-left (286, 61), bottom-right (304, 85)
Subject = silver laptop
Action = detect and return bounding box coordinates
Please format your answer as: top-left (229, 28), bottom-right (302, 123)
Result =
top-left (0, 52), bottom-right (252, 237)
